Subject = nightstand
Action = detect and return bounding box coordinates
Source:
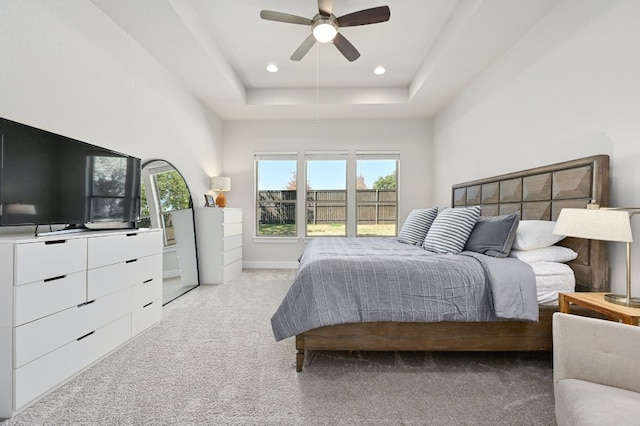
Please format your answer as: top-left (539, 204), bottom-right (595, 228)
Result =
top-left (558, 292), bottom-right (640, 325)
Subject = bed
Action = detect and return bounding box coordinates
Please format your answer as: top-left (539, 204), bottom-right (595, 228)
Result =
top-left (273, 155), bottom-right (610, 371)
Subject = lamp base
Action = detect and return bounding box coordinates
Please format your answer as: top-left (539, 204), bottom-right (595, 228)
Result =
top-left (215, 192), bottom-right (227, 208)
top-left (604, 293), bottom-right (640, 308)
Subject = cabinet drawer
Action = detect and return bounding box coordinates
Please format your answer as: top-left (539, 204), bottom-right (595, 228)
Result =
top-left (223, 208), bottom-right (242, 224)
top-left (14, 239), bottom-right (87, 285)
top-left (87, 231), bottom-right (162, 269)
top-left (223, 246), bottom-right (242, 266)
top-left (14, 288), bottom-right (131, 368)
top-left (87, 254), bottom-right (161, 300)
top-left (223, 234), bottom-right (242, 252)
top-left (14, 314), bottom-right (131, 410)
top-left (132, 299), bottom-right (161, 336)
top-left (223, 259), bottom-right (243, 283)
top-left (131, 277), bottom-right (162, 308)
top-left (14, 271), bottom-right (86, 327)
top-left (223, 222), bottom-right (242, 238)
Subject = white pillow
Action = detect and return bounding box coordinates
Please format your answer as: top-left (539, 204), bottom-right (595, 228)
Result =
top-left (509, 246), bottom-right (578, 263)
top-left (512, 220), bottom-right (565, 250)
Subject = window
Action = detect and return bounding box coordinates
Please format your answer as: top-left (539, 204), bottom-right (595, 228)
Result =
top-left (356, 152), bottom-right (399, 236)
top-left (305, 152), bottom-right (348, 237)
top-left (254, 151), bottom-right (399, 239)
top-left (255, 153), bottom-right (297, 237)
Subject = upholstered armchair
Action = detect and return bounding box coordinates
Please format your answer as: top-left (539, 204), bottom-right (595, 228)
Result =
top-left (553, 312), bottom-right (640, 425)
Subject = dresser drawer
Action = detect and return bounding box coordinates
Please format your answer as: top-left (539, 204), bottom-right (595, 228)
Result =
top-left (13, 288), bottom-right (131, 368)
top-left (87, 254), bottom-right (161, 300)
top-left (14, 239), bottom-right (87, 285)
top-left (14, 271), bottom-right (86, 327)
top-left (87, 231), bottom-right (162, 269)
top-left (223, 246), bottom-right (242, 266)
top-left (132, 299), bottom-right (161, 336)
top-left (223, 259), bottom-right (243, 283)
top-left (223, 222), bottom-right (242, 238)
top-left (14, 314), bottom-right (131, 410)
top-left (223, 234), bottom-right (242, 252)
top-left (131, 277), bottom-right (162, 309)
top-left (223, 208), bottom-right (242, 224)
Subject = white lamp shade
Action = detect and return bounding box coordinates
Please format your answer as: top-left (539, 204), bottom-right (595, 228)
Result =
top-left (553, 208), bottom-right (633, 242)
top-left (210, 176), bottom-right (230, 192)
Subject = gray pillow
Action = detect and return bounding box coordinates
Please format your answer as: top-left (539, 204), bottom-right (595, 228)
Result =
top-left (464, 212), bottom-right (520, 257)
top-left (423, 206), bottom-right (482, 254)
top-left (398, 207), bottom-right (438, 245)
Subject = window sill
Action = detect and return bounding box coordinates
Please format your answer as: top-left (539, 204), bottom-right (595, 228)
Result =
top-left (253, 236), bottom-right (300, 244)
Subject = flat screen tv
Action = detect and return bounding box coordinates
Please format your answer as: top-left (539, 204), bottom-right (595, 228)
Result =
top-left (0, 117), bottom-right (141, 233)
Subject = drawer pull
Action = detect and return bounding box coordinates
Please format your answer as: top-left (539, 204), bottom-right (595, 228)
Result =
top-left (44, 275), bottom-right (66, 282)
top-left (77, 331), bottom-right (95, 341)
top-left (126, 233), bottom-right (138, 237)
top-left (78, 299), bottom-right (96, 308)
top-left (143, 302), bottom-right (153, 308)
top-left (143, 278), bottom-right (154, 284)
top-left (45, 239), bottom-right (66, 245)
top-left (126, 258), bottom-right (138, 264)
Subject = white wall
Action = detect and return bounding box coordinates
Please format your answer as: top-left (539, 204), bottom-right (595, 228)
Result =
top-left (0, 1), bottom-right (223, 210)
top-left (223, 119), bottom-right (432, 267)
top-left (433, 0), bottom-right (640, 296)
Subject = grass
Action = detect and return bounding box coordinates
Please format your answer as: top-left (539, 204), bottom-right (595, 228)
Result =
top-left (258, 223), bottom-right (396, 237)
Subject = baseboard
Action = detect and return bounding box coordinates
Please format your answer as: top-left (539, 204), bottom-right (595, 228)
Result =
top-left (243, 261), bottom-right (298, 270)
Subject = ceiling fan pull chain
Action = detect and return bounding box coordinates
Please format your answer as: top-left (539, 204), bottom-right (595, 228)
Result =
top-left (316, 42), bottom-right (320, 124)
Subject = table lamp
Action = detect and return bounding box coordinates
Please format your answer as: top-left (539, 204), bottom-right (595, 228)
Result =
top-left (553, 204), bottom-right (640, 307)
top-left (210, 176), bottom-right (231, 208)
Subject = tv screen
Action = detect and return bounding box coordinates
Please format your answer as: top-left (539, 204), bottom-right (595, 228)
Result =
top-left (0, 117), bottom-right (141, 229)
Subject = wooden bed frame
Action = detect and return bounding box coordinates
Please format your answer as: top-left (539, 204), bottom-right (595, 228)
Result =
top-left (294, 155), bottom-right (610, 371)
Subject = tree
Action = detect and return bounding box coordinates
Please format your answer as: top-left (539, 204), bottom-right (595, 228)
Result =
top-left (373, 173), bottom-right (396, 190)
top-left (285, 172), bottom-right (312, 190)
top-left (154, 170), bottom-right (191, 211)
top-left (356, 175), bottom-right (368, 190)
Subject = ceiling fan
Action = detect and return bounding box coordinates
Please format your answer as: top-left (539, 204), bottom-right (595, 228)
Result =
top-left (260, 0), bottom-right (390, 62)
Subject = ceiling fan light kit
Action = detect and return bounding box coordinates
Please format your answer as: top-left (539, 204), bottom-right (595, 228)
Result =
top-left (312, 17), bottom-right (338, 43)
top-left (260, 0), bottom-right (390, 62)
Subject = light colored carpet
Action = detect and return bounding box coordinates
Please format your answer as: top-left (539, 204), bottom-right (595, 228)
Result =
top-left (2, 269), bottom-right (556, 425)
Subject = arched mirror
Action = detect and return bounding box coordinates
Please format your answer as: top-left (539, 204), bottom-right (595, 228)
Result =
top-left (140, 160), bottom-right (199, 304)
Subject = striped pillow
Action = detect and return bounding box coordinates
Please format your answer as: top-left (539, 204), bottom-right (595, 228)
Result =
top-left (398, 207), bottom-right (438, 245)
top-left (423, 206), bottom-right (482, 254)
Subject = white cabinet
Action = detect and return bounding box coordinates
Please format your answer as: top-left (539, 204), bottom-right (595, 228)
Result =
top-left (0, 228), bottom-right (163, 418)
top-left (195, 208), bottom-right (243, 284)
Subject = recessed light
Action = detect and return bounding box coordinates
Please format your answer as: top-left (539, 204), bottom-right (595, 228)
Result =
top-left (266, 64), bottom-right (278, 73)
top-left (374, 66), bottom-right (386, 75)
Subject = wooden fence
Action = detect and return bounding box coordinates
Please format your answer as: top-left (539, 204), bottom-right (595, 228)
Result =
top-left (258, 189), bottom-right (396, 224)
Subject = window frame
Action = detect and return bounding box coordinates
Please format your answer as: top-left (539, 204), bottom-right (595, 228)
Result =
top-left (355, 151), bottom-right (400, 237)
top-left (254, 152), bottom-right (299, 239)
top-left (304, 151), bottom-right (349, 237)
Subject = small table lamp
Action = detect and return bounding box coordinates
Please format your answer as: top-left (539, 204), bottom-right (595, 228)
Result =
top-left (553, 204), bottom-right (640, 307)
top-left (210, 176), bottom-right (231, 208)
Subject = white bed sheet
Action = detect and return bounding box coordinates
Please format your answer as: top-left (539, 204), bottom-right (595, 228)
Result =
top-left (528, 261), bottom-right (575, 306)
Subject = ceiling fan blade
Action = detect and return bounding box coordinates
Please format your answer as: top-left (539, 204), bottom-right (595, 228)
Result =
top-left (318, 0), bottom-right (334, 16)
top-left (337, 6), bottom-right (391, 27)
top-left (290, 34), bottom-right (317, 61)
top-left (260, 10), bottom-right (312, 26)
top-left (333, 32), bottom-right (360, 62)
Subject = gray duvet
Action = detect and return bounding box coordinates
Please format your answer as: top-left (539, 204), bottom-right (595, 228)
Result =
top-left (271, 238), bottom-right (538, 341)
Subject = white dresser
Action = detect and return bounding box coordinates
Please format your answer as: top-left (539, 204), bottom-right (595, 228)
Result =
top-left (0, 228), bottom-right (163, 418)
top-left (194, 208), bottom-right (243, 284)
